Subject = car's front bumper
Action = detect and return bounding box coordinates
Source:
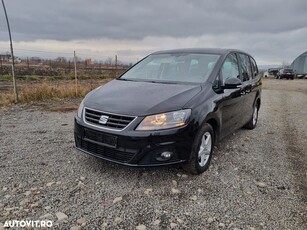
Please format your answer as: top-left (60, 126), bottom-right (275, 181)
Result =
top-left (74, 116), bottom-right (195, 167)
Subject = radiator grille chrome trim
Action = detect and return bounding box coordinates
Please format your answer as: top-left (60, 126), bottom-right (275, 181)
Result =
top-left (83, 107), bottom-right (137, 131)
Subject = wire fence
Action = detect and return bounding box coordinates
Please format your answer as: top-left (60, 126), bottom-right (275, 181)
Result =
top-left (0, 57), bottom-right (130, 78)
top-left (0, 52), bottom-right (131, 103)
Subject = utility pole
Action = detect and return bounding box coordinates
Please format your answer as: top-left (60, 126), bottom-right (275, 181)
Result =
top-left (0, 56), bottom-right (3, 76)
top-left (2, 0), bottom-right (18, 102)
top-left (74, 51), bottom-right (78, 96)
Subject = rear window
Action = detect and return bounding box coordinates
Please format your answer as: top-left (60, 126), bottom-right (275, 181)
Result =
top-left (250, 57), bottom-right (259, 78)
top-left (238, 54), bottom-right (252, 81)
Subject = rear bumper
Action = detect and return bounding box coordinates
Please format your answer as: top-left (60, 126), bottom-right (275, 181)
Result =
top-left (280, 74), bottom-right (294, 79)
top-left (74, 117), bottom-right (194, 166)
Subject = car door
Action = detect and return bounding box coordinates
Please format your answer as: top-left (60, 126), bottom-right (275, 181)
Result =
top-left (237, 53), bottom-right (259, 125)
top-left (237, 53), bottom-right (253, 125)
top-left (219, 53), bottom-right (246, 138)
top-left (247, 56), bottom-right (261, 120)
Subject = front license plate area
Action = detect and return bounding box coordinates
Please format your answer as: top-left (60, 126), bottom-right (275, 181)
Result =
top-left (84, 129), bottom-right (117, 147)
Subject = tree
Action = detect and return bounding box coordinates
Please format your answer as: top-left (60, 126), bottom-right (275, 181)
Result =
top-left (282, 60), bottom-right (290, 68)
top-left (104, 57), bottom-right (113, 66)
top-left (55, 57), bottom-right (67, 63)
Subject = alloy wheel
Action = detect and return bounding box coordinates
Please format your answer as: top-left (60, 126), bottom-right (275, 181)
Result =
top-left (252, 105), bottom-right (258, 126)
top-left (198, 132), bottom-right (212, 167)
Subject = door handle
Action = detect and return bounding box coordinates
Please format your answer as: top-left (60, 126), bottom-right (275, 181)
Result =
top-left (245, 84), bottom-right (252, 93)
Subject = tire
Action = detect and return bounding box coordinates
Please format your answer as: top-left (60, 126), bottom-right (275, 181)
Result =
top-left (183, 123), bottom-right (214, 175)
top-left (244, 102), bottom-right (259, 129)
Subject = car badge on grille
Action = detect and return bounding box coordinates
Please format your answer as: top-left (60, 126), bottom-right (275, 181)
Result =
top-left (98, 115), bottom-right (109, 125)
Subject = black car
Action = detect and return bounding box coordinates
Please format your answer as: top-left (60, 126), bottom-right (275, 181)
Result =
top-left (74, 48), bottom-right (261, 174)
top-left (277, 68), bottom-right (295, 80)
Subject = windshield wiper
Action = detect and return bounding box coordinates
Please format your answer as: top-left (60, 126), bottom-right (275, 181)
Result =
top-left (147, 80), bottom-right (178, 84)
top-left (117, 78), bottom-right (134, 81)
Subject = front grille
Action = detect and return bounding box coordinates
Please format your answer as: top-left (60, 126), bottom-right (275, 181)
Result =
top-left (75, 122), bottom-right (136, 163)
top-left (84, 108), bottom-right (135, 130)
top-left (80, 139), bottom-right (135, 163)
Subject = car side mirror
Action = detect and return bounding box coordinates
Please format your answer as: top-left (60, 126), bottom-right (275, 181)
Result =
top-left (223, 77), bottom-right (242, 89)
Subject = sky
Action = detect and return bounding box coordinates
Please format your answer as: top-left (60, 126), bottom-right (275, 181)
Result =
top-left (0, 0), bottom-right (307, 66)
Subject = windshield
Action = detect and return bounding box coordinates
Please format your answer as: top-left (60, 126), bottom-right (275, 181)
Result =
top-left (120, 53), bottom-right (220, 83)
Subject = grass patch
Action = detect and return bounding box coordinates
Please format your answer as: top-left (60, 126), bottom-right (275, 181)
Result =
top-left (0, 93), bottom-right (15, 106)
top-left (19, 83), bottom-right (90, 103)
top-left (0, 77), bottom-right (112, 106)
top-left (0, 82), bottom-right (94, 106)
top-left (0, 75), bottom-right (12, 81)
top-left (25, 75), bottom-right (42, 81)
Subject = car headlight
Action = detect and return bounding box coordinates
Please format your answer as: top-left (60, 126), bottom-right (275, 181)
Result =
top-left (77, 99), bottom-right (85, 118)
top-left (136, 109), bottom-right (191, 131)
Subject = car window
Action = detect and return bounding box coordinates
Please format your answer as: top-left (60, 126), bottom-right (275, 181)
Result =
top-left (221, 53), bottom-right (239, 84)
top-left (250, 57), bottom-right (259, 78)
top-left (238, 54), bottom-right (252, 81)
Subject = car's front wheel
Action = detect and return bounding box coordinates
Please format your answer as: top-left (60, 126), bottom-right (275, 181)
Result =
top-left (183, 123), bottom-right (214, 174)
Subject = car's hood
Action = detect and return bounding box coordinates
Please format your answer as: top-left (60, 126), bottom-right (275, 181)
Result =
top-left (85, 79), bottom-right (201, 116)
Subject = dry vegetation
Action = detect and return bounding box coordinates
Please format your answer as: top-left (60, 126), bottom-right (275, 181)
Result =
top-left (0, 60), bottom-right (128, 107)
top-left (0, 78), bottom-right (112, 106)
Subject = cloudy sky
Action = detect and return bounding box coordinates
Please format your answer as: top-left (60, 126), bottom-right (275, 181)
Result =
top-left (0, 0), bottom-right (306, 66)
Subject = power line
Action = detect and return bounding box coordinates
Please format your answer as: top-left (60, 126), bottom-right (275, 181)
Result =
top-left (6, 48), bottom-right (73, 55)
top-left (0, 46), bottom-right (140, 63)
top-left (0, 46), bottom-right (115, 58)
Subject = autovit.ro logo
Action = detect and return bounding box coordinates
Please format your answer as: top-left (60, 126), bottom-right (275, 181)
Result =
top-left (3, 220), bottom-right (53, 228)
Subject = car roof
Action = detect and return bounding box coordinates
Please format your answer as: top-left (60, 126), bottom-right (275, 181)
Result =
top-left (151, 48), bottom-right (247, 55)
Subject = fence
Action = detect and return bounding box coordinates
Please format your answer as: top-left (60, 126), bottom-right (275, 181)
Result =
top-left (0, 59), bottom-right (129, 79)
top-left (0, 56), bottom-right (130, 104)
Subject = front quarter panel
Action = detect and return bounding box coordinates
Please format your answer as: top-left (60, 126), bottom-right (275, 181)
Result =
top-left (184, 84), bottom-right (223, 139)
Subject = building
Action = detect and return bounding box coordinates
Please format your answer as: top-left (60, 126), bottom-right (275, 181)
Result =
top-left (291, 51), bottom-right (307, 77)
top-left (0, 53), bottom-right (11, 61)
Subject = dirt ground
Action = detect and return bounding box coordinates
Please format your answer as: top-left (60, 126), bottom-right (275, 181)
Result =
top-left (0, 78), bottom-right (306, 229)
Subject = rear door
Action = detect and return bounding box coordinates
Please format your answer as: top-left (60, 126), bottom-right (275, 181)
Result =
top-left (237, 53), bottom-right (260, 125)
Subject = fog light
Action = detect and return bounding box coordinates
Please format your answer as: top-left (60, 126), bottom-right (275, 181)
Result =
top-left (161, 151), bottom-right (173, 160)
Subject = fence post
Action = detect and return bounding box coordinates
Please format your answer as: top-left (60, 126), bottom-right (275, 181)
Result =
top-left (0, 56), bottom-right (2, 76)
top-left (74, 51), bottom-right (78, 96)
top-left (115, 54), bottom-right (117, 78)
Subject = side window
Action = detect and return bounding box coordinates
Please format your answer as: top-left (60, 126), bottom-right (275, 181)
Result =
top-left (238, 54), bottom-right (252, 81)
top-left (221, 53), bottom-right (239, 84)
top-left (250, 57), bottom-right (259, 78)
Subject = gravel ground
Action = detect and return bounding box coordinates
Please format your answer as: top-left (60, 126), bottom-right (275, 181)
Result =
top-left (0, 79), bottom-right (306, 229)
